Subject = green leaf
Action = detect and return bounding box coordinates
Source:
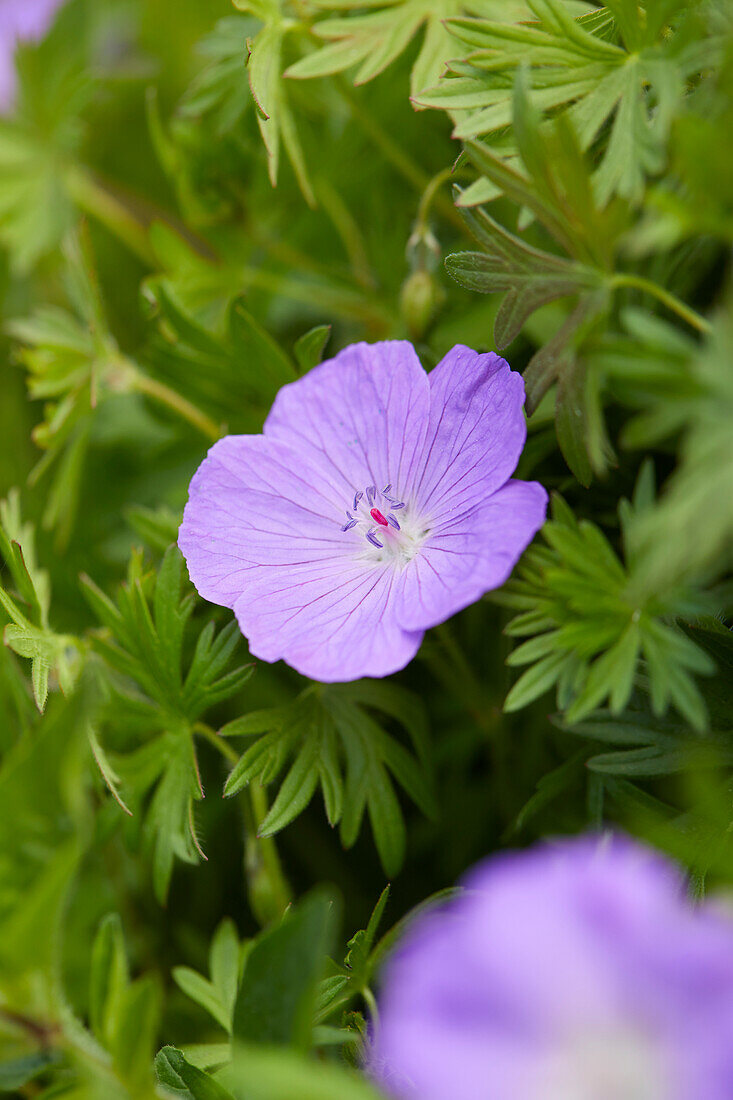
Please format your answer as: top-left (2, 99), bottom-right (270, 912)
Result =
top-left (220, 1045), bottom-right (382, 1100)
top-left (0, 1052), bottom-right (60, 1090)
top-left (285, 0), bottom-right (490, 100)
top-left (173, 968), bottom-right (232, 1033)
top-left (293, 325), bottom-right (332, 373)
top-left (228, 298), bottom-right (296, 391)
top-left (232, 889), bottom-right (335, 1050)
top-left (555, 356), bottom-right (593, 486)
top-left (89, 913), bottom-right (131, 1047)
top-left (112, 975), bottom-right (163, 1091)
top-left (156, 1046), bottom-right (236, 1100)
top-left (504, 649), bottom-right (570, 711)
top-left (0, 492), bottom-right (79, 711)
top-left (446, 200), bottom-right (602, 347)
top-left (366, 764), bottom-right (406, 879)
top-left (223, 684), bottom-right (434, 875)
top-left (426, 0), bottom-right (713, 205)
top-left (501, 484), bottom-right (715, 729)
top-left (587, 745), bottom-right (691, 777)
top-left (242, 14), bottom-right (315, 204)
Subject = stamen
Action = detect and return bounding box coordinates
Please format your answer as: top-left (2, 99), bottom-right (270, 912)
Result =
top-left (340, 481), bottom-right (411, 552)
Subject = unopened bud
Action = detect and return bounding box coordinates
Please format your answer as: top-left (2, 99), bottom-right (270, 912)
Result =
top-left (400, 270), bottom-right (443, 341)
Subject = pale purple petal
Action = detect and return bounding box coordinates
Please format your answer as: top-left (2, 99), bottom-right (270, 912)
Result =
top-left (179, 434), bottom-right (347, 609)
top-left (407, 345), bottom-right (527, 525)
top-left (374, 836), bottom-right (733, 1100)
top-left (394, 480), bottom-right (548, 632)
top-left (264, 340), bottom-right (430, 498)
top-left (233, 561), bottom-right (424, 682)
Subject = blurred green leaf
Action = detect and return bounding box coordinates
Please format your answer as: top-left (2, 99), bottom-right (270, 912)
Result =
top-left (156, 1046), bottom-right (236, 1100)
top-left (0, 490), bottom-right (80, 710)
top-left (233, 889), bottom-right (335, 1049)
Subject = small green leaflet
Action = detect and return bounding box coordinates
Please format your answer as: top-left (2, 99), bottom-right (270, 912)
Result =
top-left (502, 488), bottom-right (715, 731)
top-left (221, 680), bottom-right (437, 877)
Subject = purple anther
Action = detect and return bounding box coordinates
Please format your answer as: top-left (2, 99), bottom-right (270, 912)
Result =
top-left (366, 530), bottom-right (383, 549)
top-left (342, 518), bottom-right (358, 532)
top-left (386, 513), bottom-right (401, 530)
top-left (382, 484), bottom-right (392, 495)
top-left (366, 485), bottom-right (376, 506)
top-left (353, 490), bottom-right (363, 510)
top-left (390, 501), bottom-right (406, 510)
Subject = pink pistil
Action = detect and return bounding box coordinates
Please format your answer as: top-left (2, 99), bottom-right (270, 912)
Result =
top-left (370, 507), bottom-right (389, 527)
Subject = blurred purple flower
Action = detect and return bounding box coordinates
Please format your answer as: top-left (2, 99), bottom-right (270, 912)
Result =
top-left (373, 835), bottom-right (733, 1100)
top-left (179, 341), bottom-right (546, 682)
top-left (0, 0), bottom-right (65, 109)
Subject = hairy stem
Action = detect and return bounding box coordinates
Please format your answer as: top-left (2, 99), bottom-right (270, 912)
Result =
top-left (195, 723), bottom-right (291, 924)
top-left (129, 370), bottom-right (220, 442)
top-left (415, 166), bottom-right (472, 233)
top-left (336, 78), bottom-right (465, 234)
top-left (429, 623), bottom-right (502, 736)
top-left (610, 273), bottom-right (711, 335)
top-left (65, 166), bottom-right (158, 267)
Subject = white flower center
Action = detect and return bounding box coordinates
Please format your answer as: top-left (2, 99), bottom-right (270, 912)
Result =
top-left (536, 1026), bottom-right (670, 1100)
top-left (339, 482), bottom-right (430, 568)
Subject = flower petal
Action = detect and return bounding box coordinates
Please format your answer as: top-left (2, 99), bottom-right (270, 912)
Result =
top-left (179, 434), bottom-right (348, 608)
top-left (394, 479), bottom-right (547, 632)
top-left (233, 561), bottom-right (423, 682)
top-left (264, 340), bottom-right (430, 499)
top-left (408, 345), bottom-right (527, 525)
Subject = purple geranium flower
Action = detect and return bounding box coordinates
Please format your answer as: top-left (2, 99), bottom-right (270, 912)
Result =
top-left (179, 341), bottom-right (546, 682)
top-left (0, 0), bottom-right (65, 109)
top-left (373, 835), bottom-right (733, 1100)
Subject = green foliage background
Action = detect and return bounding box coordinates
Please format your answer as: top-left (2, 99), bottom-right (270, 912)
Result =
top-left (0, 0), bottom-right (731, 1095)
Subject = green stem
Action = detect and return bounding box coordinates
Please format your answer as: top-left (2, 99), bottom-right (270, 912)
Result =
top-left (67, 163), bottom-right (392, 328)
top-left (65, 165), bottom-right (157, 267)
top-left (363, 986), bottom-right (380, 1032)
top-left (610, 273), bottom-right (711, 335)
top-left (195, 721), bottom-right (239, 764)
top-left (336, 78), bottom-right (464, 233)
top-left (195, 723), bottom-right (291, 925)
top-left (428, 623), bottom-right (502, 736)
top-left (337, 77), bottom-right (427, 192)
top-left (415, 166), bottom-right (472, 233)
top-left (130, 370), bottom-right (221, 442)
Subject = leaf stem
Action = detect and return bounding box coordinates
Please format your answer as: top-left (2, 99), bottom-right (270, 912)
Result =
top-left (428, 623), bottom-right (502, 736)
top-left (67, 163), bottom-right (392, 328)
top-left (64, 165), bottom-right (157, 267)
top-left (415, 166), bottom-right (472, 233)
top-left (194, 721), bottom-right (238, 764)
top-left (194, 722), bottom-right (291, 924)
top-left (129, 370), bottom-right (221, 442)
top-left (363, 986), bottom-right (380, 1034)
top-left (244, 783), bottom-right (293, 926)
top-left (336, 78), bottom-right (464, 233)
top-left (610, 273), bottom-right (711, 335)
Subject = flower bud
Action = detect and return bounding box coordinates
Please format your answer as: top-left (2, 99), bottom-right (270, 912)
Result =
top-left (400, 269), bottom-right (443, 341)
